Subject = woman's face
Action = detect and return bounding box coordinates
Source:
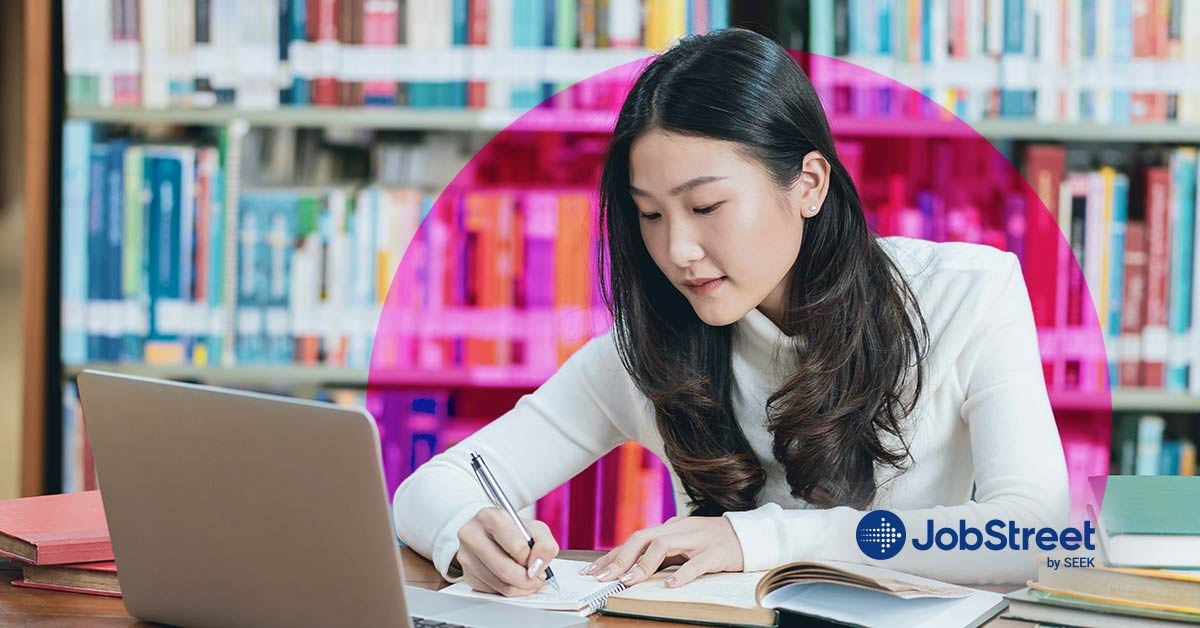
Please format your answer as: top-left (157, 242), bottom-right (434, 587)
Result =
top-left (629, 130), bottom-right (817, 327)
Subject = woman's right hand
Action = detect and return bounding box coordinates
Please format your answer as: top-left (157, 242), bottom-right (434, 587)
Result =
top-left (454, 507), bottom-right (560, 597)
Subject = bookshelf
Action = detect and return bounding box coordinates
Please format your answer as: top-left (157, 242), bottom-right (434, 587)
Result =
top-left (39, 0), bottom-right (744, 552)
top-left (61, 363), bottom-right (558, 390)
top-left (791, 0), bottom-right (1200, 516)
top-left (27, 0), bottom-right (1200, 547)
top-left (66, 105), bottom-right (622, 134)
top-left (53, 361), bottom-right (1200, 415)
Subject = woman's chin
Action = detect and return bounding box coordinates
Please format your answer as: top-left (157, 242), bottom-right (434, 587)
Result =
top-left (690, 303), bottom-right (741, 327)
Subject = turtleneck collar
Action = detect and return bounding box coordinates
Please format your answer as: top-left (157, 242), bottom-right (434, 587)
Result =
top-left (733, 306), bottom-right (799, 380)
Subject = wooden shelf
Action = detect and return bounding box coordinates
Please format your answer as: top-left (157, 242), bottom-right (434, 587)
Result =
top-left (966, 121), bottom-right (1200, 142)
top-left (830, 117), bottom-right (1200, 141)
top-left (69, 104), bottom-right (1200, 141)
top-left (66, 105), bottom-right (618, 133)
top-left (1051, 389), bottom-right (1200, 413)
top-left (61, 363), bottom-right (1200, 412)
top-left (62, 363), bottom-right (551, 390)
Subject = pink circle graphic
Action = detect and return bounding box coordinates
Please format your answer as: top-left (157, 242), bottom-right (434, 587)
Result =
top-left (372, 51), bottom-right (1111, 549)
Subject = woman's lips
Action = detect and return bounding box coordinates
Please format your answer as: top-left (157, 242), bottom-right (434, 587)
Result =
top-left (683, 277), bottom-right (726, 295)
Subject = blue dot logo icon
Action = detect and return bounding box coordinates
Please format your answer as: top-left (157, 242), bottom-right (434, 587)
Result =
top-left (856, 510), bottom-right (906, 560)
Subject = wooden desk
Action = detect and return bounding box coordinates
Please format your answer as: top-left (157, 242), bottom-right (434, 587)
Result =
top-left (0, 549), bottom-right (1031, 626)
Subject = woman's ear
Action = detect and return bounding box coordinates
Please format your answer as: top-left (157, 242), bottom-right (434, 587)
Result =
top-left (796, 151), bottom-right (831, 218)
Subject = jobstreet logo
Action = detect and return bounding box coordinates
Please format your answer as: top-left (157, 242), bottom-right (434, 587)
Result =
top-left (856, 510), bottom-right (906, 560)
top-left (856, 510), bottom-right (1097, 560)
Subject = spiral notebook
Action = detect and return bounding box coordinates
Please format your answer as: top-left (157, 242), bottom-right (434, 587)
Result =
top-left (439, 558), bottom-right (628, 617)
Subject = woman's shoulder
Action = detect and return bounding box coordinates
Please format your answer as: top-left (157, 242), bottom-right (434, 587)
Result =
top-left (876, 236), bottom-right (1020, 299)
top-left (877, 236), bottom-right (1018, 276)
top-left (876, 237), bottom-right (1026, 369)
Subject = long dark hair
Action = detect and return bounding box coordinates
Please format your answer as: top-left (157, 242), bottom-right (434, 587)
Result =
top-left (597, 28), bottom-right (930, 516)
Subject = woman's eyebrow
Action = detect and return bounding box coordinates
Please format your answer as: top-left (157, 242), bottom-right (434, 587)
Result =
top-left (630, 175), bottom-right (727, 198)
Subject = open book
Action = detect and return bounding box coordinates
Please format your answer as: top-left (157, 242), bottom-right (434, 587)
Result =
top-left (441, 558), bottom-right (1007, 628)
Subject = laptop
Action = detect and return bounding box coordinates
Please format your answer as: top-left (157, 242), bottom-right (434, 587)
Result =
top-left (76, 370), bottom-right (588, 628)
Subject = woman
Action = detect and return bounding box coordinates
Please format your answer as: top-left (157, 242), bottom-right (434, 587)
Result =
top-left (391, 27), bottom-right (1068, 595)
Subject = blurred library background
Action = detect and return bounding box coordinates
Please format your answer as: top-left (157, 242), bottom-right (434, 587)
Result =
top-left (3, 0), bottom-right (1200, 551)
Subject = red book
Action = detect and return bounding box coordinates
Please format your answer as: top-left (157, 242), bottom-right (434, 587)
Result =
top-left (597, 447), bottom-right (624, 550)
top-left (364, 0), bottom-right (400, 105)
top-left (1119, 221), bottom-right (1148, 387)
top-left (464, 193), bottom-right (499, 367)
top-left (554, 195), bottom-right (593, 362)
top-left (567, 459), bottom-right (600, 549)
top-left (83, 419), bottom-right (97, 492)
top-left (496, 193), bottom-right (520, 366)
top-left (338, 0), bottom-right (365, 106)
top-left (112, 0), bottom-right (141, 105)
top-left (1131, 0), bottom-right (1167, 122)
top-left (613, 441), bottom-right (646, 546)
top-left (1143, 166), bottom-right (1172, 388)
top-left (536, 483), bottom-right (570, 549)
top-left (1022, 145), bottom-right (1067, 387)
top-left (466, 0), bottom-right (489, 108)
top-left (313, 0), bottom-right (341, 106)
top-left (0, 491), bottom-right (112, 565)
top-left (11, 560), bottom-right (120, 597)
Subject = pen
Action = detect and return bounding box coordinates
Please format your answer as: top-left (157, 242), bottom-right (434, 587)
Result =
top-left (469, 451), bottom-right (561, 593)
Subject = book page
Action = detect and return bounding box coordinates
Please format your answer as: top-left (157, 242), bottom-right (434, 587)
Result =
top-left (608, 567), bottom-right (767, 610)
top-left (1104, 565), bottom-right (1200, 583)
top-left (762, 582), bottom-right (1005, 628)
top-left (438, 558), bottom-right (622, 612)
top-left (804, 560), bottom-right (975, 598)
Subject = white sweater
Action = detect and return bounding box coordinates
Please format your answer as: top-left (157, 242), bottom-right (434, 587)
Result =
top-left (391, 236), bottom-right (1070, 585)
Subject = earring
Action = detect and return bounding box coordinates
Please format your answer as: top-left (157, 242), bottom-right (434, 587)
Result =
top-left (807, 205), bottom-right (819, 216)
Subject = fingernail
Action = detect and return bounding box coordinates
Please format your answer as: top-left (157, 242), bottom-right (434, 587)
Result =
top-left (526, 558), bottom-right (544, 580)
top-left (596, 569), bottom-right (611, 581)
top-left (579, 562), bottom-right (596, 575)
top-left (666, 576), bottom-right (677, 588)
top-left (620, 569), bottom-right (637, 583)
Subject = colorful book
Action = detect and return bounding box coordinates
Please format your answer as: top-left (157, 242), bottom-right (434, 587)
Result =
top-left (1135, 414), bottom-right (1166, 476)
top-left (1105, 171), bottom-right (1129, 388)
top-left (1142, 166), bottom-right (1172, 388)
top-left (1118, 221), bottom-right (1147, 387)
top-left (0, 491), bottom-right (112, 566)
top-left (1005, 586), bottom-right (1200, 627)
top-left (1166, 148), bottom-right (1197, 390)
top-left (60, 120), bottom-right (92, 365)
top-left (1089, 475), bottom-right (1200, 569)
top-left (1033, 548), bottom-right (1200, 614)
top-left (12, 560), bottom-right (121, 597)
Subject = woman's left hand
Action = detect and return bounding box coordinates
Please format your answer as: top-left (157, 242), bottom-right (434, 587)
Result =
top-left (581, 515), bottom-right (745, 588)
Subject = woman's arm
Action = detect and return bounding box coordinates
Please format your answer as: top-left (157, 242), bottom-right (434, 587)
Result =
top-left (391, 329), bottom-right (645, 582)
top-left (720, 254), bottom-right (1070, 585)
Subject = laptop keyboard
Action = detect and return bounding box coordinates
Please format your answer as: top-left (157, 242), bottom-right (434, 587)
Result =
top-left (412, 617), bottom-right (467, 628)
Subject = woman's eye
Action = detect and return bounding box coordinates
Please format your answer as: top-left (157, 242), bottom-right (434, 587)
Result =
top-left (637, 202), bottom-right (721, 220)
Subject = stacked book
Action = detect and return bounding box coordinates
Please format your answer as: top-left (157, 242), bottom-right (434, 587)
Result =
top-left (0, 491), bottom-right (121, 597)
top-left (1003, 475), bottom-right (1200, 627)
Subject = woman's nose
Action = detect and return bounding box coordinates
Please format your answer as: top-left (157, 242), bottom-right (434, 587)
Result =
top-left (667, 219), bottom-right (704, 268)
